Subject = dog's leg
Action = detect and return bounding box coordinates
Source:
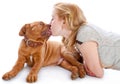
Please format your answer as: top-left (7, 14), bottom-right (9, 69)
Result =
top-left (2, 56), bottom-right (26, 80)
top-left (26, 54), bottom-right (43, 83)
top-left (62, 52), bottom-right (86, 78)
top-left (59, 60), bottom-right (79, 80)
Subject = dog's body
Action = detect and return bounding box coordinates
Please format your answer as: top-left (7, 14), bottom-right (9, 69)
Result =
top-left (2, 21), bottom-right (86, 83)
top-left (20, 39), bottom-right (63, 67)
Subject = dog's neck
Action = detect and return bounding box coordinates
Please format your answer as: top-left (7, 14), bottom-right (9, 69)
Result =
top-left (23, 38), bottom-right (43, 47)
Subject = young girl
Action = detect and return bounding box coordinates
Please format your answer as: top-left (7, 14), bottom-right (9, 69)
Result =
top-left (50, 2), bottom-right (120, 78)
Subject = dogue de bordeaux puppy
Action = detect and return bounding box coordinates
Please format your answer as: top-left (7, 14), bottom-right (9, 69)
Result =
top-left (2, 21), bottom-right (86, 83)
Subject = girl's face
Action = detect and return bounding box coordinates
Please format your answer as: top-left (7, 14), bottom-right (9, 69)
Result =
top-left (50, 10), bottom-right (64, 36)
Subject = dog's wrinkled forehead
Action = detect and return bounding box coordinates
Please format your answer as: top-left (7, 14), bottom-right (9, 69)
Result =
top-left (30, 21), bottom-right (45, 27)
top-left (30, 21), bottom-right (45, 30)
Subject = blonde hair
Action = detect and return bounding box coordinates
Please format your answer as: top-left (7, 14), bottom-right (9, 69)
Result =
top-left (54, 2), bottom-right (86, 48)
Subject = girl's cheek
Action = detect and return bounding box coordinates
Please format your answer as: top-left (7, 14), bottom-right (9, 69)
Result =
top-left (51, 21), bottom-right (55, 25)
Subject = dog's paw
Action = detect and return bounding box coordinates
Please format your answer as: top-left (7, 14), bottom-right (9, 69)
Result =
top-left (2, 71), bottom-right (16, 80)
top-left (71, 66), bottom-right (79, 80)
top-left (26, 73), bottom-right (37, 83)
top-left (78, 65), bottom-right (86, 78)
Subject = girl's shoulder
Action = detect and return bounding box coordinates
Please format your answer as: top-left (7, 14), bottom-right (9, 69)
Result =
top-left (78, 23), bottom-right (103, 34)
top-left (76, 23), bottom-right (102, 43)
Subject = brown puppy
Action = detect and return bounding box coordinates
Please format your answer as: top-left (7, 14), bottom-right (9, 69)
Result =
top-left (2, 21), bottom-right (86, 83)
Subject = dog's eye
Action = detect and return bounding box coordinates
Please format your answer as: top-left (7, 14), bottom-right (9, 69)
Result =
top-left (39, 22), bottom-right (44, 26)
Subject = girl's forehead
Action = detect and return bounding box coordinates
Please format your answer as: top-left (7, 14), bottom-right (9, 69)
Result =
top-left (52, 9), bottom-right (59, 15)
top-left (52, 10), bottom-right (56, 15)
top-left (52, 12), bottom-right (58, 18)
top-left (52, 9), bottom-right (61, 19)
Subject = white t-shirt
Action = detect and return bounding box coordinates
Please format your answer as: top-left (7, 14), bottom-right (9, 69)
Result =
top-left (76, 23), bottom-right (120, 70)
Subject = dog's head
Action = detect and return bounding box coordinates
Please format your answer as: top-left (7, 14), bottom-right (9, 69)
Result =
top-left (19, 21), bottom-right (52, 43)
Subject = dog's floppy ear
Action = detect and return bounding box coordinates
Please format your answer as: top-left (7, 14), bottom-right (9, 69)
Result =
top-left (19, 24), bottom-right (29, 36)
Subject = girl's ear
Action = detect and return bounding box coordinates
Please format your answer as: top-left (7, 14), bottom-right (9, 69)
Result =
top-left (62, 18), bottom-right (68, 29)
top-left (62, 16), bottom-right (66, 24)
top-left (63, 21), bottom-right (65, 24)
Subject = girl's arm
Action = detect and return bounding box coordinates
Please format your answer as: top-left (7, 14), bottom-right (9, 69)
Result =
top-left (76, 41), bottom-right (104, 78)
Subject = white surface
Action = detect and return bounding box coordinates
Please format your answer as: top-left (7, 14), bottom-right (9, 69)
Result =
top-left (0, 0), bottom-right (120, 84)
top-left (1, 65), bottom-right (120, 84)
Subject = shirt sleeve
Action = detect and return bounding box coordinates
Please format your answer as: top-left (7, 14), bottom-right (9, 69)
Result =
top-left (76, 25), bottom-right (100, 43)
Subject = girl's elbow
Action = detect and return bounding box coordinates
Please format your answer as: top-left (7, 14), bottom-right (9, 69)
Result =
top-left (96, 73), bottom-right (104, 78)
top-left (96, 70), bottom-right (104, 78)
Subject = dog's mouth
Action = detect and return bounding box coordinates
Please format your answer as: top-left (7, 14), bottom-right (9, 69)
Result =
top-left (45, 24), bottom-right (52, 36)
top-left (47, 28), bottom-right (52, 36)
top-left (47, 24), bottom-right (52, 36)
top-left (41, 28), bottom-right (52, 37)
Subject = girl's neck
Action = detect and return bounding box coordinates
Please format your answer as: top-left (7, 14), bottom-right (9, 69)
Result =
top-left (61, 28), bottom-right (71, 39)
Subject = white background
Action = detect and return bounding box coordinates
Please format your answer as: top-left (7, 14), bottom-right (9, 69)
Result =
top-left (0, 0), bottom-right (120, 84)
